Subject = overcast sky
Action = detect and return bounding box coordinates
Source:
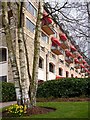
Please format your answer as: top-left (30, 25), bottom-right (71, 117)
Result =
top-left (45, 0), bottom-right (90, 3)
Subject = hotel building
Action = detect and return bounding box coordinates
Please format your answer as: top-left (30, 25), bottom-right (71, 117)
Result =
top-left (0, 0), bottom-right (90, 83)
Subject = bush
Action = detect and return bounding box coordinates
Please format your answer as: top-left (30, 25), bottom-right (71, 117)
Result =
top-left (37, 78), bottom-right (90, 98)
top-left (0, 82), bottom-right (16, 102)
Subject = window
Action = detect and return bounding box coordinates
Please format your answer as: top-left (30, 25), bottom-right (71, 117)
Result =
top-left (39, 57), bottom-right (44, 69)
top-left (70, 67), bottom-right (74, 70)
top-left (26, 18), bottom-right (35, 33)
top-left (66, 71), bottom-right (69, 78)
top-left (52, 29), bottom-right (57, 38)
top-left (66, 63), bottom-right (70, 67)
top-left (0, 48), bottom-right (7, 62)
top-left (26, 2), bottom-right (37, 17)
top-left (71, 74), bottom-right (74, 78)
top-left (0, 2), bottom-right (1, 10)
top-left (59, 59), bottom-right (64, 64)
top-left (40, 46), bottom-right (45, 52)
top-left (59, 68), bottom-right (63, 76)
top-left (0, 76), bottom-right (7, 82)
top-left (42, 32), bottom-right (49, 43)
top-left (49, 63), bottom-right (55, 73)
top-left (52, 54), bottom-right (56, 59)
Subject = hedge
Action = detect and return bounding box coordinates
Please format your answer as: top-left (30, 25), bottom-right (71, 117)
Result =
top-left (37, 78), bottom-right (90, 98)
top-left (0, 82), bottom-right (16, 102)
top-left (0, 78), bottom-right (90, 102)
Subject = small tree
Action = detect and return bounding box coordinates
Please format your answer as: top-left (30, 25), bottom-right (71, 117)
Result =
top-left (2, 0), bottom-right (44, 107)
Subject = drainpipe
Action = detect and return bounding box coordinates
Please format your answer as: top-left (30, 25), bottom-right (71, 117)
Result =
top-left (46, 51), bottom-right (49, 81)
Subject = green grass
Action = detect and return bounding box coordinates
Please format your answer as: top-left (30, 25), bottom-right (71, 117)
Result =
top-left (27, 102), bottom-right (89, 118)
top-left (1, 102), bottom-right (89, 119)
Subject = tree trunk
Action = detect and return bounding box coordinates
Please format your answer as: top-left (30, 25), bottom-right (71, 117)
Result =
top-left (17, 2), bottom-right (30, 107)
top-left (2, 2), bottom-right (22, 105)
top-left (30, 0), bottom-right (44, 107)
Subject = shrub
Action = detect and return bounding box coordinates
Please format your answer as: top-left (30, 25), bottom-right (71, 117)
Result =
top-left (37, 78), bottom-right (90, 98)
top-left (0, 82), bottom-right (16, 102)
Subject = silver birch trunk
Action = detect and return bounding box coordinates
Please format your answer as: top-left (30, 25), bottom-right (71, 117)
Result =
top-left (2, 2), bottom-right (22, 105)
top-left (17, 2), bottom-right (30, 107)
top-left (30, 0), bottom-right (44, 106)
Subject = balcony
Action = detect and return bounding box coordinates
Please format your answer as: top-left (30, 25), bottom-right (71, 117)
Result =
top-left (42, 13), bottom-right (54, 35)
top-left (51, 37), bottom-right (64, 55)
top-left (84, 63), bottom-right (89, 68)
top-left (82, 59), bottom-right (86, 65)
top-left (72, 51), bottom-right (77, 58)
top-left (51, 46), bottom-right (64, 55)
top-left (65, 50), bottom-right (73, 64)
top-left (70, 45), bottom-right (77, 58)
top-left (81, 68), bottom-right (85, 73)
top-left (65, 56), bottom-right (73, 64)
top-left (79, 58), bottom-right (83, 64)
top-left (74, 64), bottom-right (80, 69)
top-left (60, 40), bottom-right (69, 49)
top-left (59, 33), bottom-right (69, 49)
top-left (78, 54), bottom-right (83, 64)
top-left (42, 24), bottom-right (54, 35)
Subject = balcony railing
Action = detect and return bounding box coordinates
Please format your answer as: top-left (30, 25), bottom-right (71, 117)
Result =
top-left (60, 40), bottom-right (69, 49)
top-left (42, 14), bottom-right (54, 35)
top-left (42, 24), bottom-right (54, 35)
top-left (81, 68), bottom-right (85, 73)
top-left (74, 64), bottom-right (80, 69)
top-left (65, 56), bottom-right (73, 64)
top-left (51, 46), bottom-right (64, 55)
top-left (72, 51), bottom-right (78, 58)
top-left (79, 58), bottom-right (83, 64)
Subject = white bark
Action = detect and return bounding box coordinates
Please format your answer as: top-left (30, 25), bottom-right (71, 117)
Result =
top-left (30, 0), bottom-right (44, 106)
top-left (17, 2), bottom-right (30, 107)
top-left (2, 2), bottom-right (22, 105)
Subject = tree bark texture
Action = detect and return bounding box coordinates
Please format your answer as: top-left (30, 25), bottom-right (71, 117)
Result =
top-left (2, 2), bottom-right (22, 105)
top-left (30, 0), bottom-right (44, 107)
top-left (17, 1), bottom-right (30, 107)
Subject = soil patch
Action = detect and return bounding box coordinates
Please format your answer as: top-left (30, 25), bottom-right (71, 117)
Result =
top-left (26, 106), bottom-right (56, 116)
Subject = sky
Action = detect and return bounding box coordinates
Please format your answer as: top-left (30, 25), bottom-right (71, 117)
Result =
top-left (45, 0), bottom-right (90, 3)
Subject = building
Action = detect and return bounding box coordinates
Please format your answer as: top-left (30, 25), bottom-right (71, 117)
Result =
top-left (0, 0), bottom-right (90, 83)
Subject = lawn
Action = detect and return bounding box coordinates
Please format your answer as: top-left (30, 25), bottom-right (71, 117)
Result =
top-left (1, 101), bottom-right (89, 119)
top-left (25, 102), bottom-right (89, 118)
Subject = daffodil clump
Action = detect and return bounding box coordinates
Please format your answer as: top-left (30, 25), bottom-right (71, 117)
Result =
top-left (6, 104), bottom-right (27, 117)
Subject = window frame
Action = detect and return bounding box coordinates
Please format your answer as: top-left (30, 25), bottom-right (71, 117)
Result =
top-left (66, 71), bottom-right (69, 78)
top-left (26, 2), bottom-right (37, 17)
top-left (26, 18), bottom-right (35, 33)
top-left (41, 32), bottom-right (49, 43)
top-left (39, 57), bottom-right (44, 69)
top-left (59, 68), bottom-right (63, 76)
top-left (52, 29), bottom-right (57, 38)
top-left (49, 62), bottom-right (55, 73)
top-left (0, 75), bottom-right (7, 82)
top-left (0, 47), bottom-right (8, 63)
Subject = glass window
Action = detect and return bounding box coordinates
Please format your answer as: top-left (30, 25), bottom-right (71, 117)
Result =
top-left (66, 71), bottom-right (69, 78)
top-left (71, 74), bottom-right (74, 78)
top-left (59, 68), bottom-right (63, 76)
top-left (0, 2), bottom-right (2, 10)
top-left (42, 32), bottom-right (49, 43)
top-left (39, 57), bottom-right (44, 69)
top-left (52, 29), bottom-right (57, 38)
top-left (0, 48), bottom-right (7, 62)
top-left (0, 76), bottom-right (7, 82)
top-left (49, 63), bottom-right (55, 73)
top-left (26, 2), bottom-right (37, 17)
top-left (26, 18), bottom-right (35, 33)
